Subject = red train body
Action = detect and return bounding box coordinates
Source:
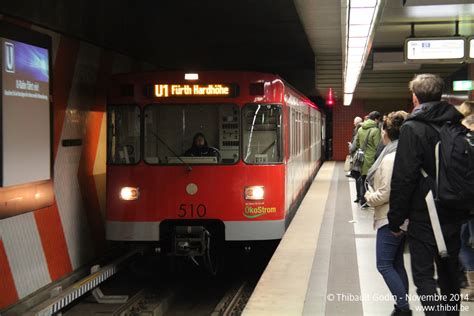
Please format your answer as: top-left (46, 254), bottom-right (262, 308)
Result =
top-left (106, 71), bottom-right (325, 255)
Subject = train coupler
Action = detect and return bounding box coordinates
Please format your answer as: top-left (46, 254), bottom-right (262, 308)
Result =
top-left (173, 226), bottom-right (210, 257)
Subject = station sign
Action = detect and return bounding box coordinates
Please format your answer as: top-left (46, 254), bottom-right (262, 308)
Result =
top-left (405, 37), bottom-right (466, 63)
top-left (153, 83), bottom-right (238, 98)
top-left (453, 80), bottom-right (474, 91)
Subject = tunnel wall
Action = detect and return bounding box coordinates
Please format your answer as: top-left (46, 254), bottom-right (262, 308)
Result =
top-left (0, 15), bottom-right (153, 309)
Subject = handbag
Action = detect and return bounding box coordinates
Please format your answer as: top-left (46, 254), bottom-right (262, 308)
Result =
top-left (344, 155), bottom-right (352, 172)
top-left (351, 130), bottom-right (371, 171)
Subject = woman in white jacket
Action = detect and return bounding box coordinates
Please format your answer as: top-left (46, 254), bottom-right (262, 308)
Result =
top-left (365, 111), bottom-right (410, 316)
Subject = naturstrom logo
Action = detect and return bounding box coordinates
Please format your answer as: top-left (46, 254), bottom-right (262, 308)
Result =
top-left (5, 42), bottom-right (15, 73)
top-left (243, 205), bottom-right (277, 219)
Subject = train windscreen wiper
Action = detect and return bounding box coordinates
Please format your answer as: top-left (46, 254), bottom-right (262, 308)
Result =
top-left (149, 131), bottom-right (192, 171)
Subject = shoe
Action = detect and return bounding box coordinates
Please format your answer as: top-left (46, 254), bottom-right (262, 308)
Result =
top-left (390, 305), bottom-right (412, 316)
top-left (353, 198), bottom-right (360, 203)
top-left (360, 202), bottom-right (369, 209)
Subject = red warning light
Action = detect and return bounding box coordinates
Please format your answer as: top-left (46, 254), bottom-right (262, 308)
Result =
top-left (326, 88), bottom-right (334, 107)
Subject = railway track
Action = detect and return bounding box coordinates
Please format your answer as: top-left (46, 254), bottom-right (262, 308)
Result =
top-left (10, 242), bottom-right (277, 316)
top-left (211, 279), bottom-right (257, 316)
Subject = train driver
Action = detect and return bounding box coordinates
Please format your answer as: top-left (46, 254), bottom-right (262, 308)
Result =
top-left (184, 132), bottom-right (220, 160)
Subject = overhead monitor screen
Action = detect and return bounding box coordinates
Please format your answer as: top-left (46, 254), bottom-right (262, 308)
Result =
top-left (1, 38), bottom-right (50, 187)
top-left (405, 38), bottom-right (465, 62)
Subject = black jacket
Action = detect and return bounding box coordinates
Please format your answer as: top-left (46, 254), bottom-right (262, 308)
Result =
top-left (387, 101), bottom-right (464, 232)
top-left (184, 146), bottom-right (219, 158)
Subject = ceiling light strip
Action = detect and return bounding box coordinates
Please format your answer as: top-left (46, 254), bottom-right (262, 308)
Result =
top-left (343, 0), bottom-right (384, 106)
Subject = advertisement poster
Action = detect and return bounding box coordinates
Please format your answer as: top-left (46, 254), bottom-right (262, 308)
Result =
top-left (2, 38), bottom-right (51, 187)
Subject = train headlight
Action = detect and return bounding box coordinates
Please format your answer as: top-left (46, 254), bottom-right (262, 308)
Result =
top-left (245, 186), bottom-right (265, 200)
top-left (120, 187), bottom-right (140, 201)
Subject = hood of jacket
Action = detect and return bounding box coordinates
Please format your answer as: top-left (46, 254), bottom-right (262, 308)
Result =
top-left (361, 119), bottom-right (378, 130)
top-left (408, 101), bottom-right (463, 125)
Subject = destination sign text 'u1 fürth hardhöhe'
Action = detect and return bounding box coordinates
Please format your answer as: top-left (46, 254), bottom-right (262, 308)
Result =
top-left (154, 84), bottom-right (232, 97)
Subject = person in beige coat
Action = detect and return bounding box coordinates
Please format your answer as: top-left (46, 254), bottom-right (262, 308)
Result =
top-left (365, 111), bottom-right (410, 316)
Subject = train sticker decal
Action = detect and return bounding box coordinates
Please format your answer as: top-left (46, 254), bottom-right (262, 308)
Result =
top-left (243, 205), bottom-right (277, 219)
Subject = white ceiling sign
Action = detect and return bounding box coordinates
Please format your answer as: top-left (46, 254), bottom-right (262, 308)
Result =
top-left (405, 37), bottom-right (465, 62)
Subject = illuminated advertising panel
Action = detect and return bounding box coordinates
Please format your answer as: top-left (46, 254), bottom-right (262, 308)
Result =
top-left (405, 37), bottom-right (466, 63)
top-left (153, 83), bottom-right (237, 97)
top-left (1, 38), bottom-right (51, 187)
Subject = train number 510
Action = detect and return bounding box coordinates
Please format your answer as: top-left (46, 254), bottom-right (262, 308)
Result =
top-left (178, 203), bottom-right (207, 218)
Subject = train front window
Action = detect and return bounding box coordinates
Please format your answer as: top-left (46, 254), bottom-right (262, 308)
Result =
top-left (243, 104), bottom-right (282, 164)
top-left (144, 104), bottom-right (240, 165)
top-left (107, 105), bottom-right (141, 164)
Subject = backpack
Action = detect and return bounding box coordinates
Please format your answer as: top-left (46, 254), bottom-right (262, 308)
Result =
top-left (429, 122), bottom-right (474, 210)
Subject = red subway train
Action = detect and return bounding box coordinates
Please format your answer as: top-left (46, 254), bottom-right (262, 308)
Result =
top-left (106, 71), bottom-right (325, 271)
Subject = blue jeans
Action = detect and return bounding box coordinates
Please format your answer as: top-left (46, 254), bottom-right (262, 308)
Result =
top-left (460, 220), bottom-right (474, 271)
top-left (376, 224), bottom-right (409, 310)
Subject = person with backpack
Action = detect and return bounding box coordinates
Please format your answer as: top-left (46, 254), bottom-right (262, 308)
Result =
top-left (364, 111), bottom-right (411, 316)
top-left (459, 111), bottom-right (474, 301)
top-left (354, 111), bottom-right (381, 207)
top-left (387, 74), bottom-right (473, 315)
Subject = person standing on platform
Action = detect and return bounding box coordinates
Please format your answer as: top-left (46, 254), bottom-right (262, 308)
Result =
top-left (349, 116), bottom-right (363, 199)
top-left (388, 74), bottom-right (471, 315)
top-left (365, 111), bottom-right (411, 316)
top-left (459, 112), bottom-right (474, 300)
top-left (355, 111), bottom-right (381, 208)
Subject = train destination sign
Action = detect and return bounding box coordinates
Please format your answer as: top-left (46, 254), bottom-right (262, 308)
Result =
top-left (154, 83), bottom-right (236, 97)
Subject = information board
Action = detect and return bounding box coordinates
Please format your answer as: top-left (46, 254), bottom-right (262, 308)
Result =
top-left (1, 38), bottom-right (51, 186)
top-left (405, 37), bottom-right (466, 63)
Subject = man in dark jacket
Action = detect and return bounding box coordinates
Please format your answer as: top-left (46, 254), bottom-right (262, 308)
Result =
top-left (388, 74), bottom-right (467, 315)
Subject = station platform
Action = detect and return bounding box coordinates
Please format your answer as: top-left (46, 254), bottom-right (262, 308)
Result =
top-left (243, 162), bottom-right (474, 316)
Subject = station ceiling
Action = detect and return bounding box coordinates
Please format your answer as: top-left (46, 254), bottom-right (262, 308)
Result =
top-left (297, 0), bottom-right (474, 101)
top-left (1, 0), bottom-right (473, 102)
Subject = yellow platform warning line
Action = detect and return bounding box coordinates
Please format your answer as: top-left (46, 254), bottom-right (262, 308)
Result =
top-left (243, 162), bottom-right (336, 316)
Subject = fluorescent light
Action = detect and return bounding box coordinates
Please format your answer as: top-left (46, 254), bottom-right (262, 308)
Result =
top-left (349, 24), bottom-right (371, 37)
top-left (345, 79), bottom-right (358, 93)
top-left (349, 8), bottom-right (375, 25)
top-left (348, 37), bottom-right (368, 47)
top-left (351, 0), bottom-right (377, 7)
top-left (344, 94), bottom-right (354, 106)
top-left (347, 54), bottom-right (363, 63)
top-left (348, 47), bottom-right (365, 56)
top-left (185, 73), bottom-right (199, 80)
top-left (343, 0), bottom-right (382, 100)
top-left (346, 63), bottom-right (362, 71)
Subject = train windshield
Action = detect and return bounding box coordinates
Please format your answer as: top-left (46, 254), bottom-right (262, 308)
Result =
top-left (243, 104), bottom-right (283, 164)
top-left (144, 104), bottom-right (240, 165)
top-left (107, 105), bottom-right (141, 164)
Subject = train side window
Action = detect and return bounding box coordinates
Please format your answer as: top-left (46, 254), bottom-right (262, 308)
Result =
top-left (243, 104), bottom-right (282, 164)
top-left (107, 105), bottom-right (141, 164)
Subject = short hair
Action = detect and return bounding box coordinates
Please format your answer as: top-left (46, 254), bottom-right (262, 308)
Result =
top-left (368, 111), bottom-right (382, 121)
top-left (383, 111), bottom-right (409, 141)
top-left (409, 74), bottom-right (444, 103)
top-left (354, 116), bottom-right (363, 125)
